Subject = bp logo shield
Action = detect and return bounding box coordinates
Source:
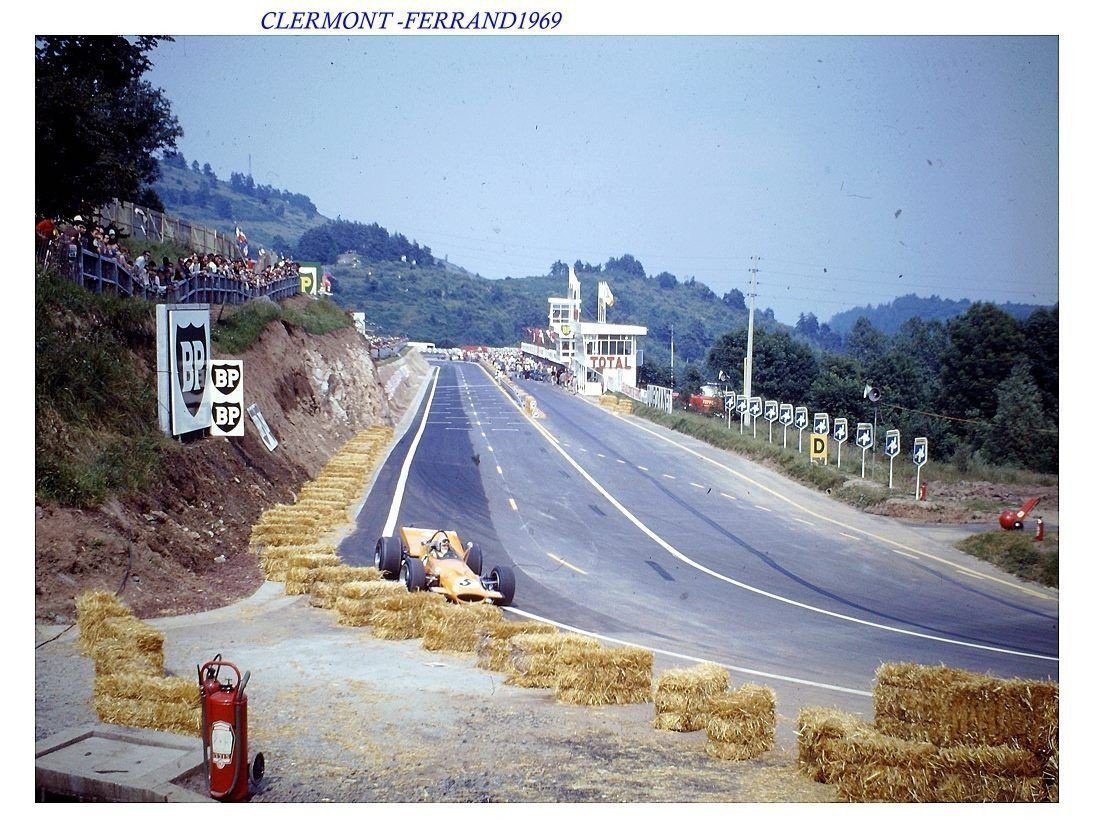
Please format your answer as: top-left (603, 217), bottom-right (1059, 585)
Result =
top-left (163, 306), bottom-right (212, 435)
top-left (209, 360), bottom-right (244, 437)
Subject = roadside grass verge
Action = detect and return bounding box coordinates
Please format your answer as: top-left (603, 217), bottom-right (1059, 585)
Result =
top-left (954, 531), bottom-right (1058, 588)
top-left (212, 297), bottom-right (352, 354)
top-left (35, 269), bottom-right (170, 507)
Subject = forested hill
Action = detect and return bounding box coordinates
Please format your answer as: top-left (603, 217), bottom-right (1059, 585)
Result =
top-left (331, 258), bottom-right (778, 366)
top-left (828, 294), bottom-right (1049, 336)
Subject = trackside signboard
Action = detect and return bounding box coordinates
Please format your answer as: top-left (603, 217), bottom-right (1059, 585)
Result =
top-left (156, 304), bottom-right (212, 436)
top-left (209, 360), bottom-right (245, 437)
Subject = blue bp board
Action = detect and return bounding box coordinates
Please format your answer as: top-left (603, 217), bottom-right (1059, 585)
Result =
top-left (156, 304), bottom-right (212, 436)
top-left (209, 360), bottom-right (245, 437)
top-left (765, 400), bottom-right (778, 421)
top-left (724, 391), bottom-right (736, 414)
top-left (794, 406), bottom-right (808, 430)
top-left (779, 404), bottom-right (793, 426)
top-left (736, 397), bottom-right (748, 416)
top-left (749, 397), bottom-right (763, 417)
top-left (813, 412), bottom-right (830, 436)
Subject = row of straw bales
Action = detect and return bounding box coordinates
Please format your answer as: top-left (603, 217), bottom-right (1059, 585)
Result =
top-left (597, 393), bottom-right (634, 415)
top-left (796, 663), bottom-right (1058, 802)
top-left (75, 590), bottom-right (200, 737)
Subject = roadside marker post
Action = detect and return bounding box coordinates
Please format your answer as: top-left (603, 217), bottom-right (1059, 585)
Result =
top-left (885, 429), bottom-right (900, 489)
top-left (749, 397), bottom-right (763, 439)
top-left (856, 422), bottom-right (873, 478)
top-left (724, 391), bottom-right (736, 429)
top-left (765, 400), bottom-right (778, 444)
top-left (912, 437), bottom-right (928, 500)
top-left (833, 418), bottom-right (848, 469)
top-left (794, 407), bottom-right (809, 453)
top-left (779, 403), bottom-right (793, 448)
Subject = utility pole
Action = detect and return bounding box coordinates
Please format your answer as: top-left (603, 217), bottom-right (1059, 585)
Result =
top-left (670, 324), bottom-right (675, 390)
top-left (743, 256), bottom-right (758, 427)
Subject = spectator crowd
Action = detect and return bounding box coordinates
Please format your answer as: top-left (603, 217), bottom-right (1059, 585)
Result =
top-left (35, 214), bottom-right (300, 297)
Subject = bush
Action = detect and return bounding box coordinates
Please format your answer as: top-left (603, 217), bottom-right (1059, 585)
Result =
top-left (955, 531), bottom-right (1058, 588)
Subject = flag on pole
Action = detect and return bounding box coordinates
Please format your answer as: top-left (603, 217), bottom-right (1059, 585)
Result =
top-left (235, 227), bottom-right (249, 259)
top-left (598, 282), bottom-right (615, 307)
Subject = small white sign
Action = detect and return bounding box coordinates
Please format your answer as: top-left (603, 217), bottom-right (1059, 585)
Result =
top-left (794, 406), bottom-right (808, 430)
top-left (247, 403), bottom-right (279, 451)
top-left (209, 360), bottom-right (245, 437)
top-left (833, 418), bottom-right (848, 443)
top-left (779, 404), bottom-right (793, 426)
top-left (913, 437), bottom-right (928, 466)
top-left (749, 397), bottom-right (763, 417)
top-left (885, 429), bottom-right (901, 458)
top-left (856, 423), bottom-right (873, 449)
top-left (765, 400), bottom-right (778, 421)
top-left (813, 412), bottom-right (830, 436)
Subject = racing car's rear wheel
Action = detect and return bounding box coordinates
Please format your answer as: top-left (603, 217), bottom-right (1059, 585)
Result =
top-left (400, 556), bottom-right (427, 592)
top-left (484, 565), bottom-right (516, 607)
top-left (375, 536), bottom-right (402, 580)
top-left (464, 543), bottom-right (484, 575)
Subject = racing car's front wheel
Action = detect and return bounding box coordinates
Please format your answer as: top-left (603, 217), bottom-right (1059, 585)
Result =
top-left (484, 565), bottom-right (516, 607)
top-left (465, 543), bottom-right (484, 575)
top-left (375, 536), bottom-right (402, 580)
top-left (400, 556), bottom-right (427, 592)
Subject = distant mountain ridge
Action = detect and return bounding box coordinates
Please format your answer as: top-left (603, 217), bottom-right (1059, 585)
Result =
top-left (827, 293), bottom-right (1051, 336)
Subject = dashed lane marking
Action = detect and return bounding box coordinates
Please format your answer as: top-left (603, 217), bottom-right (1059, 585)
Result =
top-left (508, 498), bottom-right (518, 511)
top-left (545, 553), bottom-right (588, 575)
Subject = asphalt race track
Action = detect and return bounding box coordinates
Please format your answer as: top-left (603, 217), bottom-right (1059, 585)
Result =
top-left (341, 360), bottom-right (1059, 718)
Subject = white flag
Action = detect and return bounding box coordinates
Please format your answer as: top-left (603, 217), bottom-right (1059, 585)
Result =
top-left (598, 281), bottom-right (615, 307)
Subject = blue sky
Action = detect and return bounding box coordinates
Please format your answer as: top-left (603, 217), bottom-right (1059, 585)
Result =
top-left (147, 35), bottom-right (1058, 324)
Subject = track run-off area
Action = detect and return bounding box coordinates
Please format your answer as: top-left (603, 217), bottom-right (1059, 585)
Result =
top-left (341, 360), bottom-right (1058, 718)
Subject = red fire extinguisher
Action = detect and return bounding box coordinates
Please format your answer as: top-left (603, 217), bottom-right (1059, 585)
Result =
top-left (197, 656), bottom-right (264, 802)
top-left (1035, 517), bottom-right (1045, 542)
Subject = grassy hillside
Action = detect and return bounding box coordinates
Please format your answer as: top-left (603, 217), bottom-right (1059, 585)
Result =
top-left (331, 262), bottom-right (779, 364)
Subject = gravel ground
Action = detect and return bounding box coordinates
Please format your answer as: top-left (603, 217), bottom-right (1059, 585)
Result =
top-left (34, 582), bottom-right (835, 804)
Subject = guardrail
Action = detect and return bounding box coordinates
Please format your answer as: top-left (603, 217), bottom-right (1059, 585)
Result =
top-left (41, 245), bottom-right (299, 305)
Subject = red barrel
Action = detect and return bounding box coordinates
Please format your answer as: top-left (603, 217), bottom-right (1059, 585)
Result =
top-left (198, 659), bottom-right (251, 802)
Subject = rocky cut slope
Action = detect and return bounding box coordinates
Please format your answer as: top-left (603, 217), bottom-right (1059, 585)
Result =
top-left (35, 299), bottom-right (427, 623)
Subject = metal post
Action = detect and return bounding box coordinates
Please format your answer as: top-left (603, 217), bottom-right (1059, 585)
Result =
top-left (889, 455), bottom-right (894, 489)
top-left (743, 257), bottom-right (757, 428)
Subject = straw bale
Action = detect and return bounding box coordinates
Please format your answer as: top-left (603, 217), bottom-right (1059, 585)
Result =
top-left (75, 590), bottom-right (134, 654)
top-left (796, 706), bottom-right (871, 783)
top-left (705, 684), bottom-right (776, 760)
top-left (475, 621), bottom-right (559, 671)
top-left (873, 662), bottom-right (1058, 763)
top-left (370, 591), bottom-right (440, 640)
top-left (505, 634), bottom-right (600, 688)
top-left (283, 566), bottom-right (320, 595)
top-left (261, 544), bottom-right (338, 561)
top-left (309, 582), bottom-right (340, 609)
top-left (421, 602), bottom-right (504, 652)
top-left (653, 663), bottom-right (730, 731)
top-left (334, 582), bottom-right (403, 626)
top-left (313, 565), bottom-right (382, 586)
top-left (93, 694), bottom-right (201, 737)
top-left (554, 646), bottom-right (654, 706)
top-left (95, 672), bottom-right (199, 706)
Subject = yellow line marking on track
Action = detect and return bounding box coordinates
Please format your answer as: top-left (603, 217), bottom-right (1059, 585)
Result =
top-left (508, 498), bottom-right (518, 511)
top-left (546, 552), bottom-right (588, 575)
top-left (496, 466), bottom-right (503, 475)
top-left (794, 518), bottom-right (816, 527)
top-left (610, 413), bottom-right (1055, 603)
top-left (487, 445), bottom-right (493, 452)
top-left (839, 532), bottom-right (862, 541)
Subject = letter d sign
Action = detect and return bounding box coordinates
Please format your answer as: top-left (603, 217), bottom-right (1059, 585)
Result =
top-left (810, 433), bottom-right (828, 464)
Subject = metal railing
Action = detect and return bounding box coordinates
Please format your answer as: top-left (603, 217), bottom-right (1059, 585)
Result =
top-left (42, 244), bottom-right (299, 305)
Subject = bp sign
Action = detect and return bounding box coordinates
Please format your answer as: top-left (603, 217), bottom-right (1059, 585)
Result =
top-left (748, 397), bottom-right (763, 417)
top-left (724, 391), bottom-right (736, 415)
top-left (156, 304), bottom-right (212, 437)
top-left (885, 429), bottom-right (901, 458)
top-left (813, 412), bottom-right (830, 436)
top-left (764, 400), bottom-right (778, 421)
top-left (736, 397), bottom-right (748, 416)
top-left (779, 404), bottom-right (793, 426)
top-left (794, 406), bottom-right (808, 430)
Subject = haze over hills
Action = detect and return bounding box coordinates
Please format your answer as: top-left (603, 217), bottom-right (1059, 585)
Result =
top-left (151, 157), bottom-right (1055, 363)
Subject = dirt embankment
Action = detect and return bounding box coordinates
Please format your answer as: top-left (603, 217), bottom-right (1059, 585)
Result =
top-left (34, 323), bottom-right (426, 624)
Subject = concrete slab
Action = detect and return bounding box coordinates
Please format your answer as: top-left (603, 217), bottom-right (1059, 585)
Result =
top-left (35, 724), bottom-right (210, 802)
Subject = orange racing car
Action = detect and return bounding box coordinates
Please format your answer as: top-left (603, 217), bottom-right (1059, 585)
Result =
top-left (374, 526), bottom-right (516, 606)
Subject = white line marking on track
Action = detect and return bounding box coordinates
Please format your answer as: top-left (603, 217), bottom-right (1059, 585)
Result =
top-left (720, 492), bottom-right (736, 500)
top-left (485, 376), bottom-right (1055, 661)
top-left (616, 459), bottom-right (626, 464)
top-left (610, 414), bottom-right (1055, 603)
top-left (839, 532), bottom-right (861, 541)
top-left (597, 453), bottom-right (605, 458)
top-left (496, 466), bottom-right (503, 475)
top-left (508, 498), bottom-right (518, 511)
top-left (545, 553), bottom-right (588, 575)
top-left (382, 368), bottom-right (439, 537)
top-left (690, 482), bottom-right (704, 489)
top-left (504, 607), bottom-right (870, 697)
top-left (637, 466), bottom-right (649, 471)
top-left (754, 504), bottom-right (772, 512)
top-left (794, 518), bottom-right (816, 527)
top-left (892, 549), bottom-right (919, 560)
top-left (663, 474), bottom-right (675, 480)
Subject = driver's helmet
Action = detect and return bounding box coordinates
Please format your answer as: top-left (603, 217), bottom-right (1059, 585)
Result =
top-left (431, 533), bottom-right (450, 555)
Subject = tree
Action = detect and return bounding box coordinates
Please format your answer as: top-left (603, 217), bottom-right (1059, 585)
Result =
top-left (211, 195), bottom-right (232, 218)
top-left (808, 354), bottom-right (866, 421)
top-left (795, 312), bottom-right (820, 340)
top-left (656, 272), bottom-right (678, 290)
top-left (981, 360), bottom-right (1057, 473)
top-left (1022, 306), bottom-right (1058, 419)
top-left (722, 288), bottom-right (746, 311)
top-left (605, 254), bottom-right (645, 277)
top-left (707, 327), bottom-right (819, 403)
top-left (36, 37), bottom-right (182, 218)
top-left (845, 316), bottom-right (888, 364)
top-left (938, 303), bottom-right (1026, 426)
top-left (549, 260), bottom-right (567, 278)
top-left (191, 159), bottom-right (200, 173)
